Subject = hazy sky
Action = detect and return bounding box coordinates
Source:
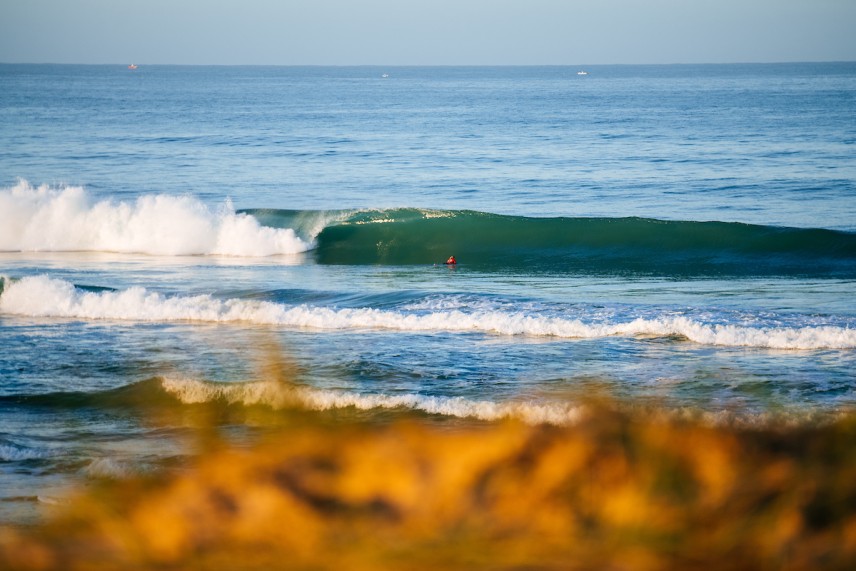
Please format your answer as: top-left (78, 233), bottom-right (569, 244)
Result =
top-left (2, 0), bottom-right (855, 65)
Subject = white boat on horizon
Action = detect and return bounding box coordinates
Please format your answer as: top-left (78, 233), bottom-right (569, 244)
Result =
top-left (577, 70), bottom-right (588, 75)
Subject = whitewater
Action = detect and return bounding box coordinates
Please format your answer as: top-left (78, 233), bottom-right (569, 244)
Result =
top-left (2, 275), bottom-right (854, 350)
top-left (0, 181), bottom-right (310, 256)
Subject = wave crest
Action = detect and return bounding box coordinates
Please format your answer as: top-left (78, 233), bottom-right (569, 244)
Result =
top-left (160, 377), bottom-right (584, 425)
top-left (2, 276), bottom-right (854, 350)
top-left (0, 440), bottom-right (50, 461)
top-left (0, 181), bottom-right (310, 256)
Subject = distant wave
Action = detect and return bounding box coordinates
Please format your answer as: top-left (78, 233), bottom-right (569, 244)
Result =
top-left (2, 275), bottom-right (854, 350)
top-left (0, 181), bottom-right (310, 256)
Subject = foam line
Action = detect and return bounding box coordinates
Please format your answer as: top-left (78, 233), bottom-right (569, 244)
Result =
top-left (159, 377), bottom-right (842, 428)
top-left (1, 276), bottom-right (854, 350)
top-left (0, 181), bottom-right (310, 256)
top-left (159, 377), bottom-right (584, 426)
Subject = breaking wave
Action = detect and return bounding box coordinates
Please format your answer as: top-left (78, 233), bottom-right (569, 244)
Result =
top-left (0, 440), bottom-right (51, 462)
top-left (4, 377), bottom-right (839, 429)
top-left (160, 377), bottom-right (584, 425)
top-left (2, 275), bottom-right (854, 350)
top-left (4, 182), bottom-right (855, 276)
top-left (0, 376), bottom-right (582, 426)
top-left (0, 181), bottom-right (310, 256)
top-left (301, 207), bottom-right (856, 276)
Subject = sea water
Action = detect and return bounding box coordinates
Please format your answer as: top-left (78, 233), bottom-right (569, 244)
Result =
top-left (1, 63), bottom-right (855, 523)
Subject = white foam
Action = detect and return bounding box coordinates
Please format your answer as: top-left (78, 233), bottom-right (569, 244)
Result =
top-left (0, 442), bottom-right (49, 461)
top-left (160, 377), bottom-right (840, 428)
top-left (36, 496), bottom-right (65, 506)
top-left (82, 458), bottom-right (136, 479)
top-left (0, 180), bottom-right (310, 256)
top-left (2, 276), bottom-right (854, 350)
top-left (160, 377), bottom-right (584, 426)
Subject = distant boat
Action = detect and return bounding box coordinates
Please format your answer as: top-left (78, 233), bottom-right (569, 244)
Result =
top-left (128, 64), bottom-right (138, 70)
top-left (382, 73), bottom-right (389, 78)
top-left (577, 70), bottom-right (588, 75)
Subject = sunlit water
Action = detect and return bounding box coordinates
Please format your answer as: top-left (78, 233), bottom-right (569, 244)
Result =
top-left (1, 63), bottom-right (855, 523)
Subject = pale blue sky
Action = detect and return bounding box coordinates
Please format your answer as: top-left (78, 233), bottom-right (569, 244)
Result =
top-left (1, 0), bottom-right (855, 65)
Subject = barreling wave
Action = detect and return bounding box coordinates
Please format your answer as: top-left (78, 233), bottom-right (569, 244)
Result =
top-left (300, 207), bottom-right (856, 276)
top-left (5, 182), bottom-right (855, 275)
top-left (0, 181), bottom-right (310, 256)
top-left (2, 275), bottom-right (854, 350)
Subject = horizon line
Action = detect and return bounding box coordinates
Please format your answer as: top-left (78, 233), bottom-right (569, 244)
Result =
top-left (2, 60), bottom-right (855, 68)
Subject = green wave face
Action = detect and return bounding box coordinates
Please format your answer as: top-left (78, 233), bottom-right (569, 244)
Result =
top-left (307, 209), bottom-right (856, 277)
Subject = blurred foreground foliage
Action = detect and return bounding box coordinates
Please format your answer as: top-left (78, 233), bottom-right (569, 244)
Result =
top-left (2, 404), bottom-right (856, 571)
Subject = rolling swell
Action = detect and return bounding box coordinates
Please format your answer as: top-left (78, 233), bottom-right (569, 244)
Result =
top-left (299, 209), bottom-right (856, 277)
top-left (0, 377), bottom-right (584, 425)
top-left (0, 378), bottom-right (180, 411)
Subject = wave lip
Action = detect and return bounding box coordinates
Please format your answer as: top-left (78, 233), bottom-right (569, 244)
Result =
top-left (2, 276), bottom-right (854, 350)
top-left (0, 181), bottom-right (311, 256)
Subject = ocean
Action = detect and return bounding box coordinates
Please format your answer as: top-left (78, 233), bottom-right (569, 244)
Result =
top-left (1, 63), bottom-right (855, 524)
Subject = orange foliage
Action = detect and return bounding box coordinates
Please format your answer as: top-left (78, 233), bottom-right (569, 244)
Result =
top-left (2, 406), bottom-right (856, 571)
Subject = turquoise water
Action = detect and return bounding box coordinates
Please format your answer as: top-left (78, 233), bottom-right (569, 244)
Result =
top-left (1, 63), bottom-right (855, 523)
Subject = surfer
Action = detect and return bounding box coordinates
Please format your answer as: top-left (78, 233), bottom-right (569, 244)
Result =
top-left (444, 256), bottom-right (457, 265)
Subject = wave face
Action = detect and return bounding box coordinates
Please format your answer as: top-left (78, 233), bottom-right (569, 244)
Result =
top-left (2, 275), bottom-right (854, 350)
top-left (0, 181), bottom-right (310, 256)
top-left (301, 208), bottom-right (856, 276)
top-left (4, 182), bottom-right (854, 276)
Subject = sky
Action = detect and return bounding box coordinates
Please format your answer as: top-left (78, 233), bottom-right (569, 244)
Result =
top-left (1, 0), bottom-right (855, 65)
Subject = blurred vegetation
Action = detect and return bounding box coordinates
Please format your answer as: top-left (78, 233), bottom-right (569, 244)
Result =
top-left (2, 340), bottom-right (855, 570)
top-left (2, 403), bottom-right (856, 571)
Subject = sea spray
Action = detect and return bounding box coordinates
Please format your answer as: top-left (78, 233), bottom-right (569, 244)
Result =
top-left (0, 181), bottom-right (311, 256)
